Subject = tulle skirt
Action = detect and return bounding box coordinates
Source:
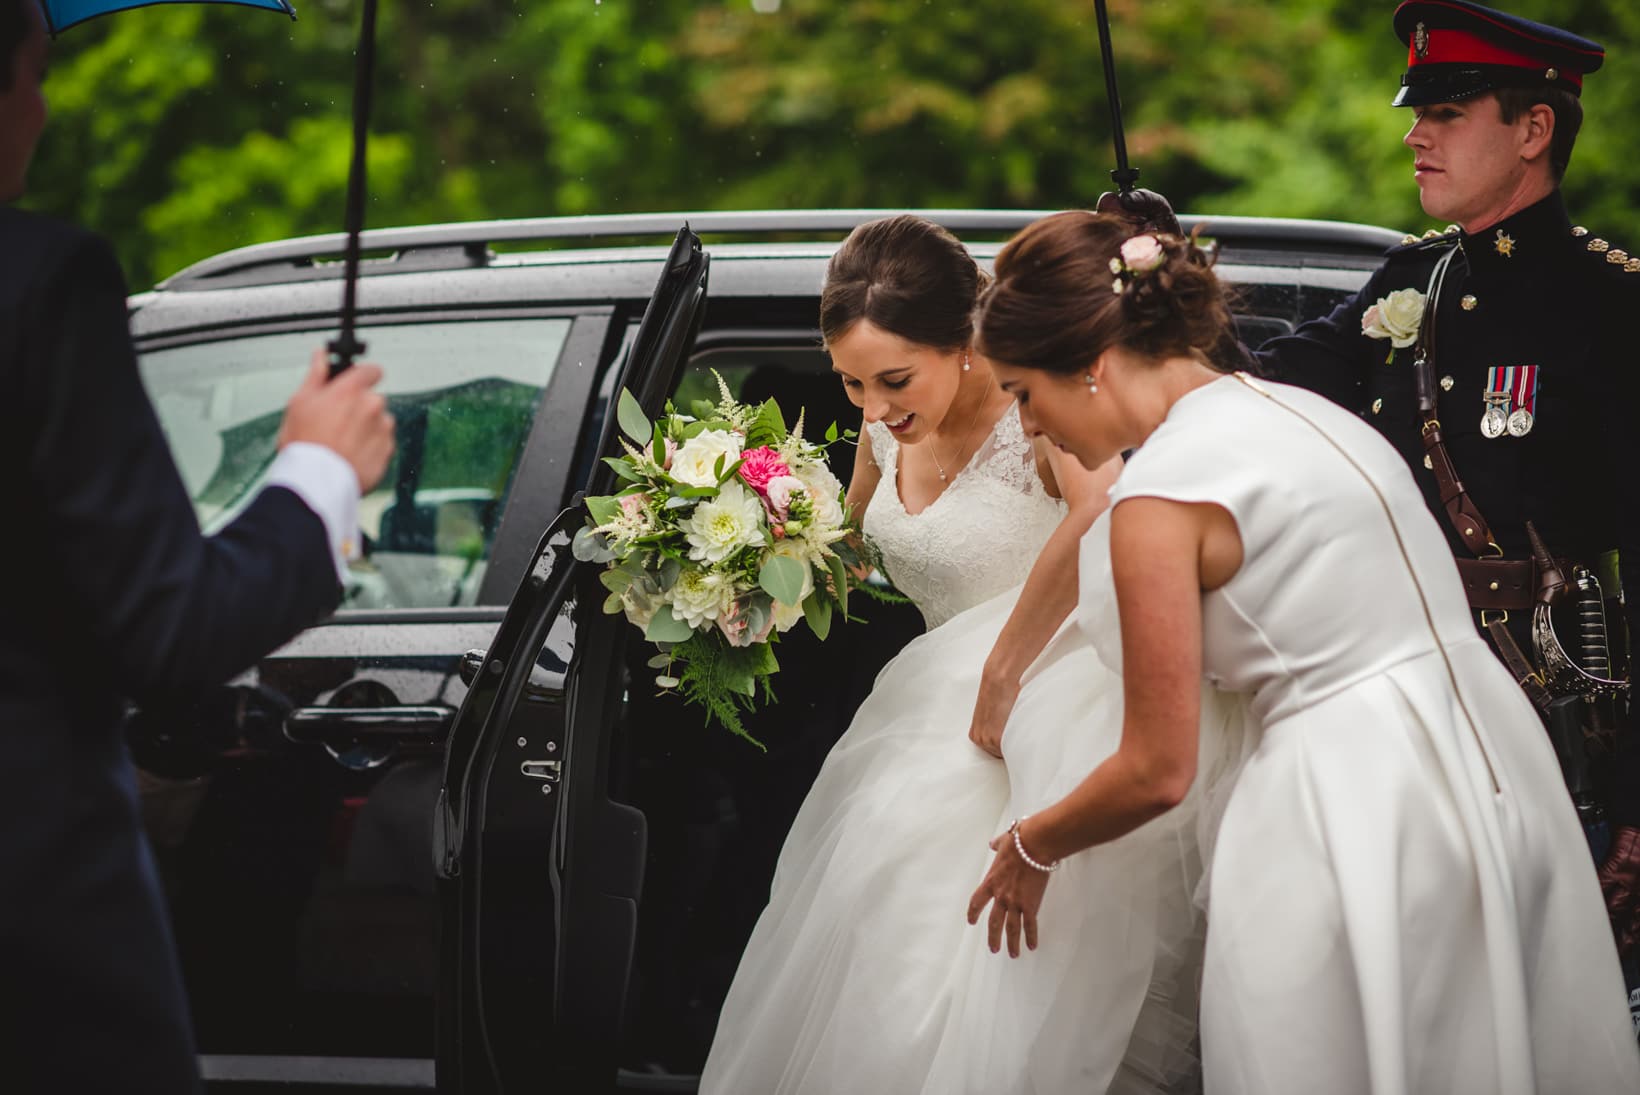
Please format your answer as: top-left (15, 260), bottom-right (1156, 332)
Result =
top-left (700, 586), bottom-right (1255, 1094)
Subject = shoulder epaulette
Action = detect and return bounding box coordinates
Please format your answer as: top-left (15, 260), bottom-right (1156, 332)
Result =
top-left (1383, 224), bottom-right (1462, 258)
top-left (1570, 225), bottom-right (1640, 278)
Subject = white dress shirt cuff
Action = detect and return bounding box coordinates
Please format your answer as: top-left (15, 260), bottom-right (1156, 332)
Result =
top-left (265, 442), bottom-right (362, 584)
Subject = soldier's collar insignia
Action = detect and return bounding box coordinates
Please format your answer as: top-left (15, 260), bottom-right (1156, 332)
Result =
top-left (1493, 229), bottom-right (1516, 259)
top-left (1414, 22), bottom-right (1430, 60)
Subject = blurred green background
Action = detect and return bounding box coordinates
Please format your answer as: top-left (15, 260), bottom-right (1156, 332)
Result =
top-left (22, 0), bottom-right (1640, 290)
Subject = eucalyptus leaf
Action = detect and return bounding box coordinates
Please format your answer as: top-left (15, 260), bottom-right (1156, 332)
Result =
top-left (585, 495), bottom-right (622, 526)
top-left (829, 554), bottom-right (851, 617)
top-left (572, 526), bottom-right (616, 563)
top-left (602, 591), bottom-right (624, 614)
top-left (803, 592), bottom-right (832, 641)
top-left (759, 554), bottom-right (807, 606)
top-left (617, 388), bottom-right (652, 444)
top-left (603, 456), bottom-right (639, 482)
top-left (599, 568), bottom-right (634, 594)
top-left (657, 557), bottom-right (682, 592)
top-left (665, 495), bottom-right (698, 510)
top-left (646, 654), bottom-right (672, 670)
top-left (644, 606), bottom-right (695, 643)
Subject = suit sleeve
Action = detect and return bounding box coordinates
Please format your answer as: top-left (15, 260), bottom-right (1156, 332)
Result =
top-left (1253, 273), bottom-right (1386, 411)
top-left (20, 235), bottom-right (341, 705)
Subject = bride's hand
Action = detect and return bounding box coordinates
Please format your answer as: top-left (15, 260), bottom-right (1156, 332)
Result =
top-left (967, 671), bottom-right (1020, 758)
top-left (966, 829), bottom-right (1052, 958)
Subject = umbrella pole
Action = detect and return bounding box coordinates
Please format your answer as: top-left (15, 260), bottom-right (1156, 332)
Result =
top-left (328, 0), bottom-right (379, 376)
top-left (1093, 0), bottom-right (1139, 193)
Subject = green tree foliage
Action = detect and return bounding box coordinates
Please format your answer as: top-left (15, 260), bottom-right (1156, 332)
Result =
top-left (22, 0), bottom-right (1640, 289)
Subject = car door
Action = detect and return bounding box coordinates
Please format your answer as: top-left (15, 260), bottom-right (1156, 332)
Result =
top-left (436, 225), bottom-right (709, 1093)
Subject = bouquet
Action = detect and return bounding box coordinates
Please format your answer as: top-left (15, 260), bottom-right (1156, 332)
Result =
top-left (573, 373), bottom-right (863, 745)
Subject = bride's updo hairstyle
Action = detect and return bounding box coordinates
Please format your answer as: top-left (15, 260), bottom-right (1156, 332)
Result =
top-left (820, 215), bottom-right (984, 351)
top-left (976, 211), bottom-right (1245, 376)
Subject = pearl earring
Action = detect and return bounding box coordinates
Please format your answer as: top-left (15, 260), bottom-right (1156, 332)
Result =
top-left (962, 355), bottom-right (971, 372)
top-left (1085, 373), bottom-right (1098, 394)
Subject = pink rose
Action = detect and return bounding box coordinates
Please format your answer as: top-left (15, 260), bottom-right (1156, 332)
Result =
top-left (619, 492), bottom-right (648, 517)
top-left (762, 474), bottom-right (805, 522)
top-left (1119, 234), bottom-right (1165, 273)
top-left (737, 446), bottom-right (791, 495)
top-left (663, 438), bottom-right (677, 470)
top-left (1360, 304), bottom-right (1382, 337)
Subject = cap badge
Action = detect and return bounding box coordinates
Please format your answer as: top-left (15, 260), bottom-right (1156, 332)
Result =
top-left (1494, 230), bottom-right (1516, 259)
top-left (1546, 68), bottom-right (1559, 82)
top-left (1414, 22), bottom-right (1430, 60)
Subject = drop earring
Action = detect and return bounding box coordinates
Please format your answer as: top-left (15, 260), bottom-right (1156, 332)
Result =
top-left (962, 355), bottom-right (972, 372)
top-left (1085, 373), bottom-right (1098, 394)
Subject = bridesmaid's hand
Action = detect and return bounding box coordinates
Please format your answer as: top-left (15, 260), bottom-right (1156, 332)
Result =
top-left (967, 829), bottom-right (1052, 958)
top-left (967, 672), bottom-right (1020, 758)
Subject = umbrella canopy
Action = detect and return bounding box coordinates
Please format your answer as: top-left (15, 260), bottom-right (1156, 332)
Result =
top-left (41, 0), bottom-right (293, 35)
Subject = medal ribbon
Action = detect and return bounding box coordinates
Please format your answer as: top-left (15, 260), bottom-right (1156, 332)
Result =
top-left (1512, 364), bottom-right (1538, 419)
top-left (1486, 366), bottom-right (1510, 403)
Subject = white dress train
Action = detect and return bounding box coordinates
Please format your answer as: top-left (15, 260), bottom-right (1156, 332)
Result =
top-left (700, 406), bottom-right (1253, 1094)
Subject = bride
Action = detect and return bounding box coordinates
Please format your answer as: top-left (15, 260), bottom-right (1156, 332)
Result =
top-left (699, 215), bottom-right (1252, 1095)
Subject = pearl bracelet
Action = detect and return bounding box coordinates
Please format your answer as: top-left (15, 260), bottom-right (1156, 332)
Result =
top-left (1009, 815), bottom-right (1060, 873)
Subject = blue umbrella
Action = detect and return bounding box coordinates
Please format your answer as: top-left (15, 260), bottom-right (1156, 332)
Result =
top-left (41, 0), bottom-right (294, 35)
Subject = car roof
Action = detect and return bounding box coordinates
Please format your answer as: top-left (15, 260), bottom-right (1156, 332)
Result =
top-left (129, 209), bottom-right (1406, 341)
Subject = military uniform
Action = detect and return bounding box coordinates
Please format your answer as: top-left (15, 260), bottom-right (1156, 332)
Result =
top-left (1260, 191), bottom-right (1640, 605)
top-left (1257, 1), bottom-right (1640, 984)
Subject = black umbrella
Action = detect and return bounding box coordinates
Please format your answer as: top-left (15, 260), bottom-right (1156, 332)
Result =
top-left (326, 0), bottom-right (378, 376)
top-left (1090, 0), bottom-right (1181, 236)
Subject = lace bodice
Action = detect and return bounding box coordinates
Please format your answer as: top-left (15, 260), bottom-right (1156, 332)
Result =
top-left (862, 404), bottom-right (1066, 629)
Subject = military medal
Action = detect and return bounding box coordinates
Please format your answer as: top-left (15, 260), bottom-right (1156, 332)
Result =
top-left (1481, 367), bottom-right (1510, 438)
top-left (1506, 364), bottom-right (1538, 437)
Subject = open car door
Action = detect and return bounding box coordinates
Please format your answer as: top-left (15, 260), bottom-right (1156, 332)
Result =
top-left (435, 227), bottom-right (709, 1092)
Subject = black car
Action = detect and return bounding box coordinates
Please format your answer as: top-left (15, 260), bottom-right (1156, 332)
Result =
top-left (124, 209), bottom-right (1402, 1093)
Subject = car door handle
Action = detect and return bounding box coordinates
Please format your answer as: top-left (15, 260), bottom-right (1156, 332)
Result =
top-left (284, 705), bottom-right (455, 747)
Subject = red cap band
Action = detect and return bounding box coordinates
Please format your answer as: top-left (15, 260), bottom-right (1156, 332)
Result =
top-left (1409, 26), bottom-right (1583, 87)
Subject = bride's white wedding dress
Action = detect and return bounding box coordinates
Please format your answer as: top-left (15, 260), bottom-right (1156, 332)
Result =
top-left (700, 406), bottom-right (1253, 1095)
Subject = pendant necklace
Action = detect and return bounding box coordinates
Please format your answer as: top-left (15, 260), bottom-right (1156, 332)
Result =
top-left (931, 374), bottom-right (994, 482)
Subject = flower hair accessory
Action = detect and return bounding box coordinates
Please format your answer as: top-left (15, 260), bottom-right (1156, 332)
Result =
top-left (1109, 234), bottom-right (1167, 295)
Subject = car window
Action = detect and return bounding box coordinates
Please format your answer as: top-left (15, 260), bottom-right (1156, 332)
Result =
top-left (139, 318), bottom-right (572, 610)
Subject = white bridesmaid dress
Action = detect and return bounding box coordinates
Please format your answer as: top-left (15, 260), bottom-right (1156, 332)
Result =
top-left (1080, 372), bottom-right (1639, 1095)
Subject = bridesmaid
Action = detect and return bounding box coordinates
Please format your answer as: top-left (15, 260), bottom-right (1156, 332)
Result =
top-left (966, 211), bottom-right (1640, 1095)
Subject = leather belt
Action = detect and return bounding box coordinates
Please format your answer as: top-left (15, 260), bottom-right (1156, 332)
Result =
top-left (1455, 556), bottom-right (1572, 611)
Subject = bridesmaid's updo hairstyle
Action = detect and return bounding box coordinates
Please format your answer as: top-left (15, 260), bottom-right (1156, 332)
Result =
top-left (820, 215), bottom-right (985, 352)
top-left (976, 211), bottom-right (1245, 377)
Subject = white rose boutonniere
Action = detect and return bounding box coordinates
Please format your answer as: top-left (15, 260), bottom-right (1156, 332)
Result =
top-left (1361, 287), bottom-right (1426, 350)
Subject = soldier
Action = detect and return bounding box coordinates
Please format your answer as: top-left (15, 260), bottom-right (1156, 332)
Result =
top-left (1257, 0), bottom-right (1640, 967)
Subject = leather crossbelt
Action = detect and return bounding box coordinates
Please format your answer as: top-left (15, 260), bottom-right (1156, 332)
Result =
top-left (1455, 556), bottom-right (1573, 611)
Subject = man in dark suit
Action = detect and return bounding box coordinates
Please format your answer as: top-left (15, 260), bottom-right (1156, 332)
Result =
top-left (1257, 1), bottom-right (1640, 973)
top-left (0, 0), bottom-right (397, 1089)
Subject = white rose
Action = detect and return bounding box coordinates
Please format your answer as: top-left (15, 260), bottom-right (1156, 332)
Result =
top-left (667, 567), bottom-right (736, 630)
top-left (771, 597), bottom-right (806, 634)
top-left (670, 429), bottom-right (745, 488)
top-left (679, 481), bottom-right (766, 564)
top-left (1361, 288), bottom-right (1425, 349)
top-left (791, 460), bottom-right (845, 532)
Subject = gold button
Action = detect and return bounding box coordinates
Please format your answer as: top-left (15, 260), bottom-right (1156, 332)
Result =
top-left (1461, 294), bottom-right (1477, 311)
top-left (1489, 581), bottom-right (1500, 591)
top-left (1610, 250), bottom-right (1630, 265)
top-left (1572, 226), bottom-right (1589, 237)
top-left (1401, 233), bottom-right (1419, 245)
top-left (1626, 259), bottom-right (1640, 274)
top-left (1546, 67), bottom-right (1559, 81)
top-left (1440, 375), bottom-right (1455, 391)
top-left (1590, 238), bottom-right (1611, 253)
top-left (1371, 398), bottom-right (1383, 414)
